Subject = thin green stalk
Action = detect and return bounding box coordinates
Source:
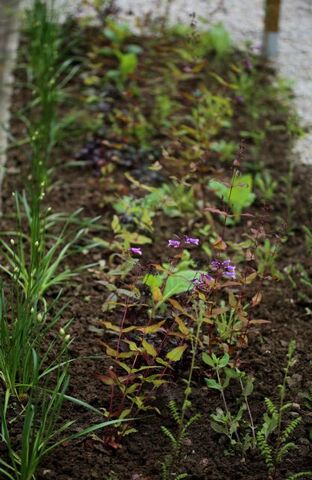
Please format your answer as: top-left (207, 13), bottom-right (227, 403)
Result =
top-left (178, 309), bottom-right (203, 438)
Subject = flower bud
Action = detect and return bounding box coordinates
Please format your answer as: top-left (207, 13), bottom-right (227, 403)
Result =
top-left (59, 327), bottom-right (66, 337)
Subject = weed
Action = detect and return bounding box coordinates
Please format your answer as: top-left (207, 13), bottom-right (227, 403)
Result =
top-left (161, 300), bottom-right (205, 479)
top-left (255, 171), bottom-right (278, 202)
top-left (203, 353), bottom-right (256, 454)
top-left (255, 238), bottom-right (283, 279)
top-left (257, 341), bottom-right (302, 476)
top-left (209, 173), bottom-right (256, 224)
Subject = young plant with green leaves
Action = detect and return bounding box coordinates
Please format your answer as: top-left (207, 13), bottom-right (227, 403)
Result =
top-left (0, 193), bottom-right (99, 305)
top-left (0, 279), bottom-right (70, 397)
top-left (255, 171), bottom-right (278, 202)
top-left (99, 20), bottom-right (141, 90)
top-left (160, 301), bottom-right (205, 479)
top-left (203, 352), bottom-right (256, 454)
top-left (257, 341), bottom-right (302, 476)
top-left (0, 367), bottom-right (121, 480)
top-left (255, 238), bottom-right (283, 280)
top-left (209, 173), bottom-right (256, 224)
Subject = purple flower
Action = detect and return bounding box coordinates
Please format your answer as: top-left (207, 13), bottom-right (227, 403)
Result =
top-left (129, 247), bottom-right (142, 256)
top-left (185, 236), bottom-right (200, 246)
top-left (210, 258), bottom-right (236, 280)
top-left (193, 273), bottom-right (214, 289)
top-left (168, 239), bottom-right (181, 248)
top-left (223, 265), bottom-right (236, 279)
top-left (236, 95), bottom-right (244, 105)
top-left (243, 57), bottom-right (253, 70)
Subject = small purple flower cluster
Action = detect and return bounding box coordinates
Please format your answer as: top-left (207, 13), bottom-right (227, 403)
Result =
top-left (168, 239), bottom-right (181, 248)
top-left (210, 259), bottom-right (236, 280)
top-left (193, 259), bottom-right (236, 291)
top-left (167, 236), bottom-right (199, 249)
top-left (128, 237), bottom-right (236, 285)
top-left (129, 236), bottom-right (200, 256)
top-left (193, 273), bottom-right (214, 288)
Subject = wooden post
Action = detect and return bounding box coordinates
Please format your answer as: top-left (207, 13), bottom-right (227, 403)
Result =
top-left (263, 0), bottom-right (282, 59)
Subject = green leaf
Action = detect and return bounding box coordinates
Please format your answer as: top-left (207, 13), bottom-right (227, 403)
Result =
top-left (242, 376), bottom-right (254, 396)
top-left (118, 52), bottom-right (138, 77)
top-left (126, 44), bottom-right (143, 55)
top-left (205, 378), bottom-right (223, 391)
top-left (142, 340), bottom-right (157, 358)
top-left (143, 274), bottom-right (163, 288)
top-left (210, 421), bottom-right (227, 434)
top-left (111, 215), bottom-right (121, 233)
top-left (209, 174), bottom-right (256, 221)
top-left (218, 353), bottom-right (230, 368)
top-left (202, 352), bottom-right (215, 368)
top-left (166, 344), bottom-right (187, 362)
top-left (119, 231), bottom-right (152, 244)
top-left (163, 270), bottom-right (202, 300)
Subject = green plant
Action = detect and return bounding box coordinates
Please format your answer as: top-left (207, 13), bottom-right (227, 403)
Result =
top-left (211, 140), bottom-right (237, 162)
top-left (153, 92), bottom-right (174, 129)
top-left (0, 279), bottom-right (70, 397)
top-left (106, 51), bottom-right (139, 89)
top-left (255, 171), bottom-right (278, 202)
top-left (215, 301), bottom-right (245, 345)
top-left (203, 353), bottom-right (256, 453)
top-left (303, 226), bottom-right (312, 255)
top-left (24, 0), bottom-right (77, 187)
top-left (161, 401), bottom-right (195, 480)
top-left (0, 368), bottom-right (121, 480)
top-left (257, 341), bottom-right (302, 476)
top-left (204, 23), bottom-right (232, 59)
top-left (160, 183), bottom-right (196, 217)
top-left (103, 20), bottom-right (132, 47)
top-left (287, 472), bottom-right (312, 480)
top-left (112, 181), bottom-right (197, 247)
top-left (144, 265), bottom-right (202, 309)
top-left (255, 238), bottom-right (283, 279)
top-left (108, 105), bottom-right (153, 148)
top-left (161, 301), bottom-right (205, 479)
top-left (100, 20), bottom-right (141, 89)
top-left (0, 194), bottom-right (98, 304)
top-left (0, 369), bottom-right (71, 480)
top-left (165, 23), bottom-right (231, 60)
top-left (0, 3), bottom-right (131, 478)
top-left (209, 173), bottom-right (256, 224)
top-left (99, 269), bottom-right (206, 432)
top-left (178, 89), bottom-right (232, 151)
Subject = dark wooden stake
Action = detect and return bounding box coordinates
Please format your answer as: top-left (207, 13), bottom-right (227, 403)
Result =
top-left (263, 0), bottom-right (282, 59)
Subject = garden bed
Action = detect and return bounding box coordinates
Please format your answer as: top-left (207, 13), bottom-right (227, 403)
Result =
top-left (1, 9), bottom-right (312, 480)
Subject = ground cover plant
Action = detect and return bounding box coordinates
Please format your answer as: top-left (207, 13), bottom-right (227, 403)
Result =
top-left (0, 1), bottom-right (311, 479)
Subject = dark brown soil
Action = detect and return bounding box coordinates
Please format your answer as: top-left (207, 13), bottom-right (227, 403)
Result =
top-left (1, 22), bottom-right (312, 480)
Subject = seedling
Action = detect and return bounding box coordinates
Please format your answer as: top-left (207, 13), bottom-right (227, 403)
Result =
top-left (255, 171), bottom-right (278, 202)
top-left (209, 174), bottom-right (256, 224)
top-left (203, 352), bottom-right (256, 453)
top-left (257, 341), bottom-right (302, 476)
